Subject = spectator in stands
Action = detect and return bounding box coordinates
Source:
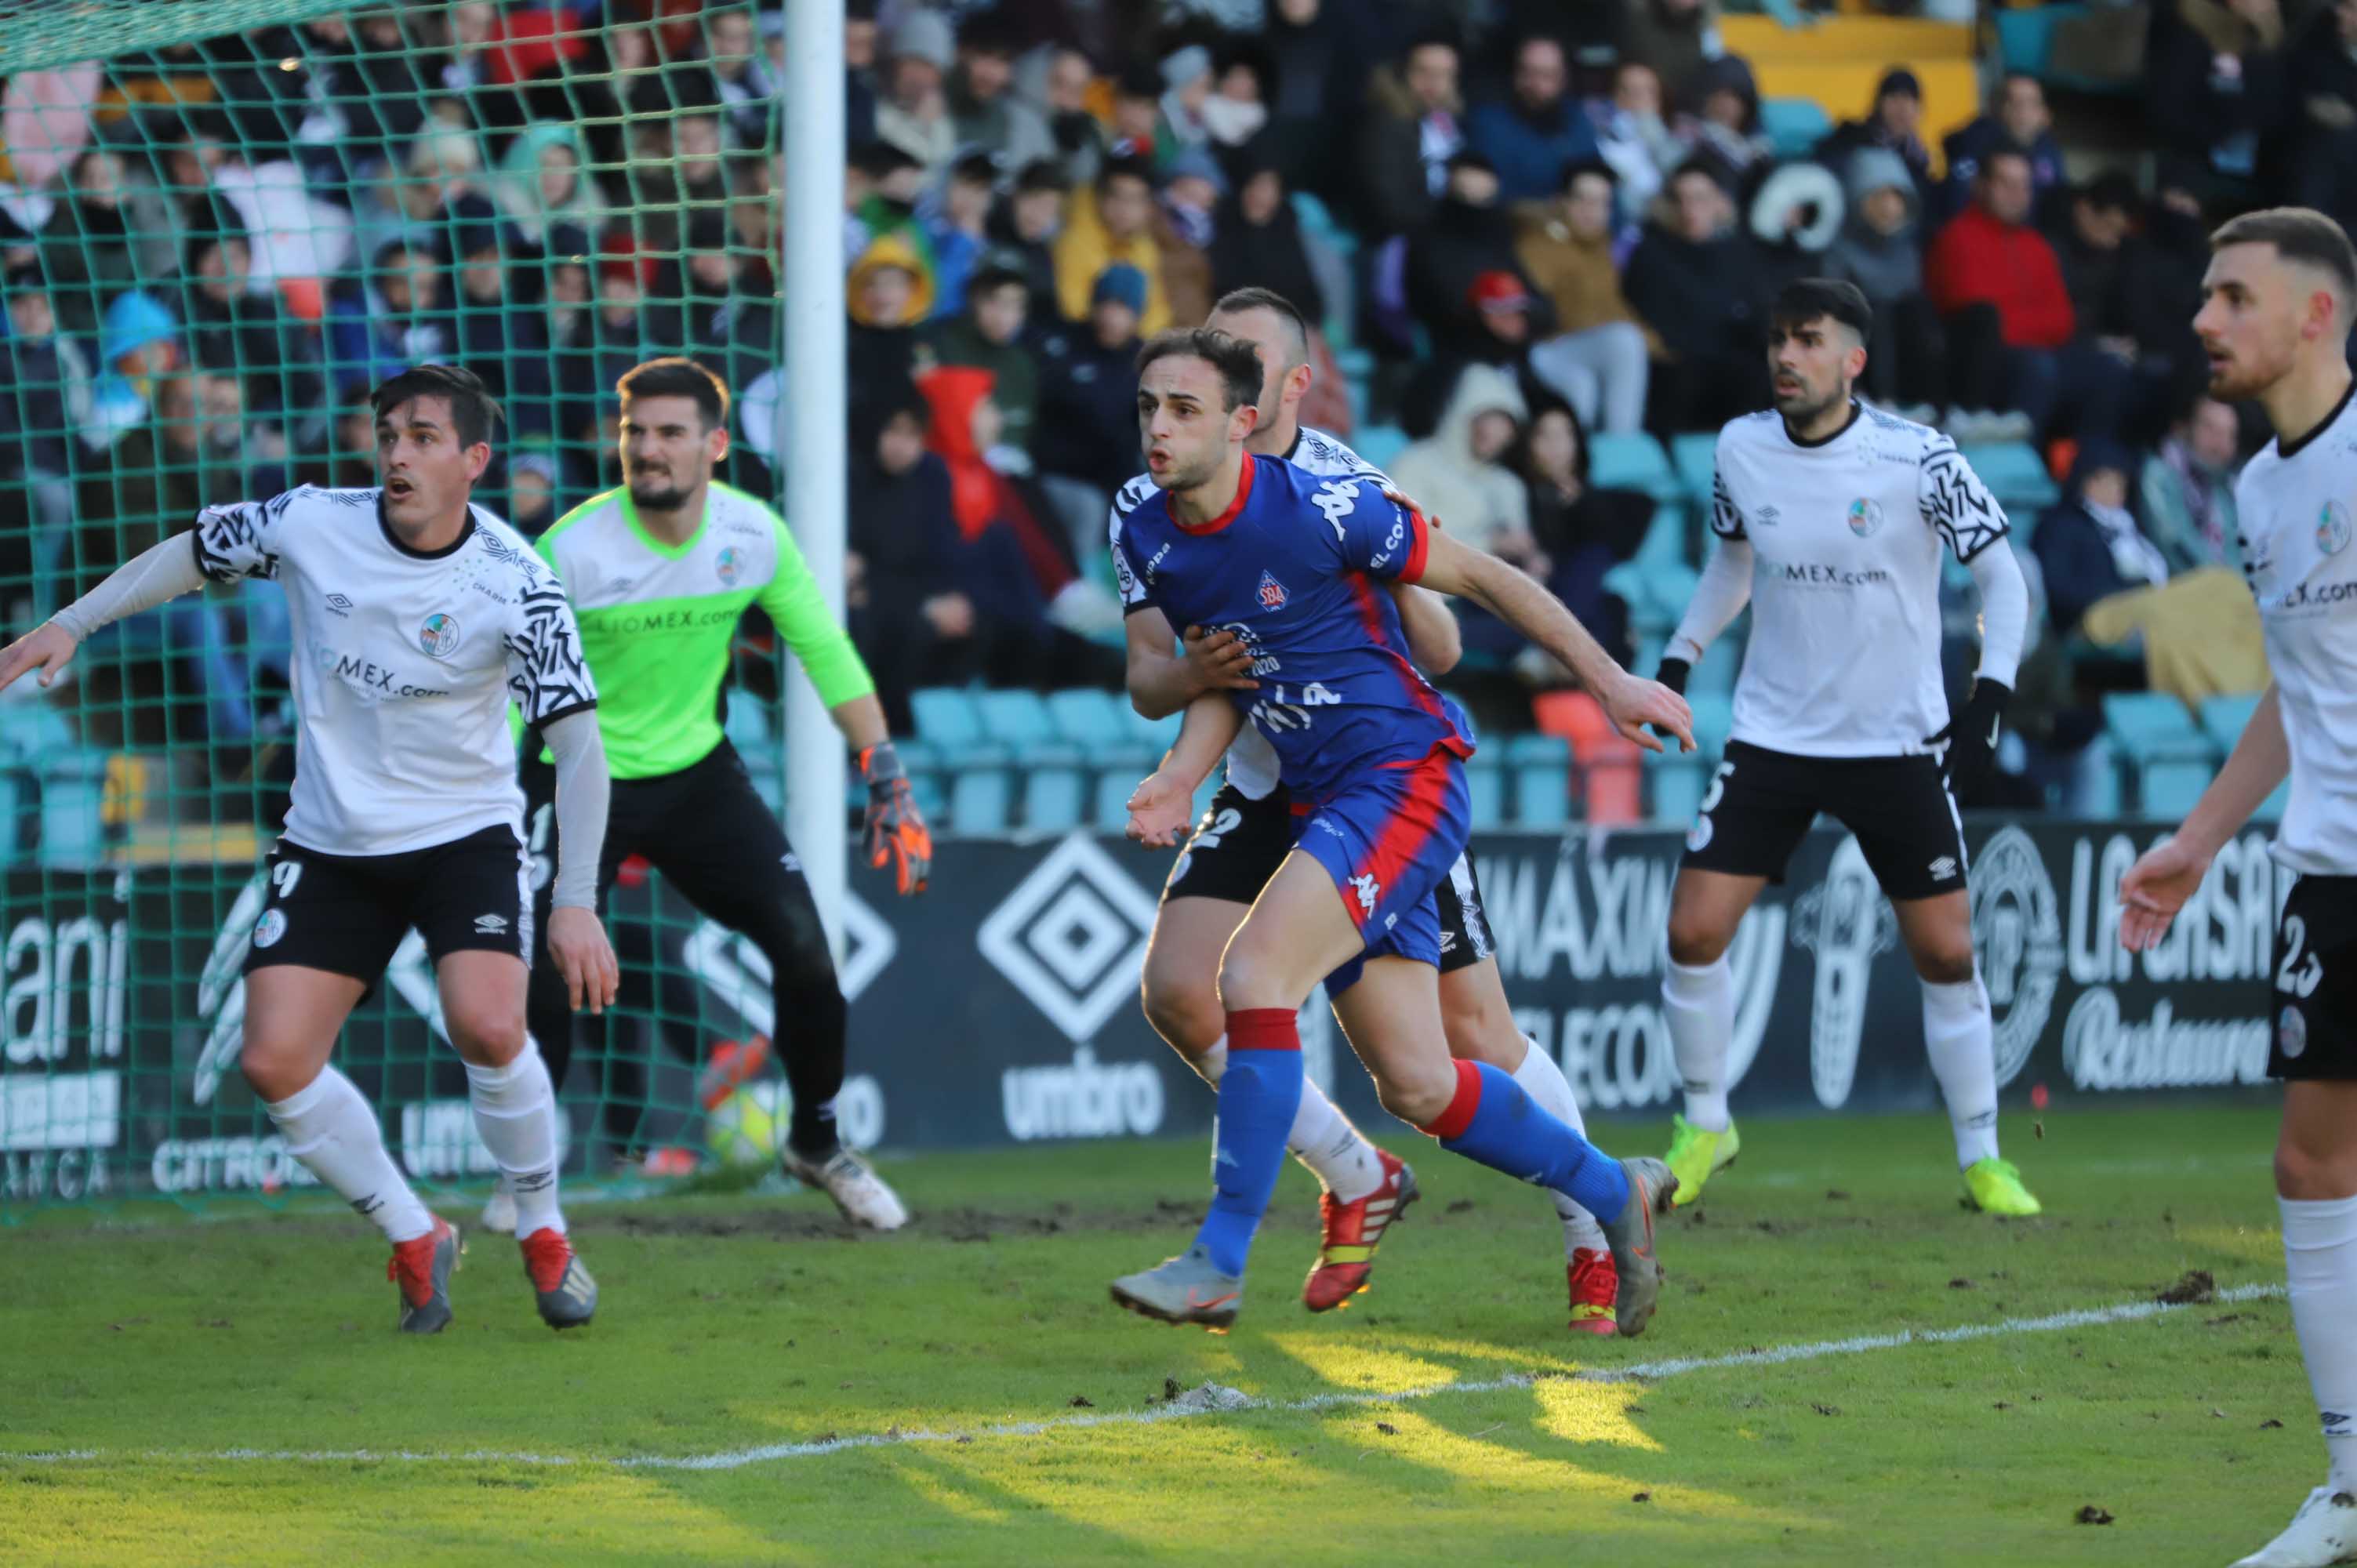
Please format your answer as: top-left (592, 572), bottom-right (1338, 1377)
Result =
top-left (2285, 0), bottom-right (2357, 238)
top-left (2140, 396), bottom-right (2244, 572)
top-left (1516, 158), bottom-right (1653, 434)
top-left (307, 387), bottom-right (382, 489)
top-left (1678, 54), bottom-right (1773, 192)
top-left (1109, 62), bottom-right (1167, 163)
top-left (1927, 147), bottom-right (2123, 441)
top-left (492, 122), bottom-right (603, 251)
top-left (2146, 0), bottom-right (2290, 190)
top-left (1520, 395), bottom-right (1654, 670)
top-left (503, 441), bottom-right (563, 538)
top-left (1407, 151), bottom-right (1539, 365)
top-left (183, 230), bottom-right (325, 437)
top-left (1209, 150), bottom-right (1325, 337)
top-left (1468, 34), bottom-right (1601, 204)
top-left (1824, 147), bottom-right (1943, 416)
top-left (1039, 46), bottom-right (1107, 187)
top-left (1053, 157), bottom-right (1171, 336)
top-left (83, 291), bottom-right (181, 454)
top-left (1816, 67), bottom-right (1934, 210)
top-left (0, 267), bottom-right (85, 581)
top-left (1157, 45), bottom-right (1217, 162)
top-left (928, 151), bottom-right (1002, 321)
top-left (848, 230), bottom-right (935, 412)
top-left (876, 9), bottom-right (957, 178)
top-left (1940, 72), bottom-right (2065, 223)
top-left (988, 159), bottom-right (1067, 311)
top-left (950, 17), bottom-right (1056, 172)
top-left (1623, 0), bottom-right (1726, 105)
top-left (1356, 32), bottom-right (1464, 240)
top-left (846, 140), bottom-right (935, 274)
top-left (1626, 160), bottom-right (1768, 435)
top-left (701, 5), bottom-right (779, 149)
top-left (1033, 263), bottom-right (1146, 546)
top-left (921, 260), bottom-right (1038, 455)
top-left (2032, 440), bottom-right (2170, 636)
top-left (1390, 362), bottom-right (1535, 565)
top-left (845, 1), bottom-right (880, 143)
top-left (449, 204), bottom-right (550, 412)
top-left (1154, 151), bottom-right (1220, 329)
top-left (1592, 60), bottom-right (1683, 230)
top-left (1203, 43), bottom-right (1273, 151)
top-left (848, 380), bottom-right (966, 733)
top-left (35, 147), bottom-right (179, 346)
top-left (1263, 0), bottom-right (1362, 194)
top-left (326, 241), bottom-right (454, 401)
top-left (587, 243), bottom-right (681, 443)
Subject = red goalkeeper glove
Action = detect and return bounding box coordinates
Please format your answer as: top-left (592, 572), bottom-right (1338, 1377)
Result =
top-left (858, 741), bottom-right (932, 896)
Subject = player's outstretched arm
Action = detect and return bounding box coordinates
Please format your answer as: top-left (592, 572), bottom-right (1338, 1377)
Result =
top-left (2120, 683), bottom-right (2290, 951)
top-left (1658, 535), bottom-right (1754, 688)
top-left (541, 709), bottom-right (620, 1014)
top-left (1128, 693), bottom-right (1244, 848)
top-left (0, 531), bottom-right (212, 694)
top-left (1415, 527), bottom-right (1696, 753)
top-left (832, 692), bottom-right (935, 897)
top-left (1123, 606), bottom-right (1258, 718)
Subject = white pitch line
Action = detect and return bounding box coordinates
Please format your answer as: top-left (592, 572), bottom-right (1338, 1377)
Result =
top-left (6, 1283), bottom-right (2287, 1474)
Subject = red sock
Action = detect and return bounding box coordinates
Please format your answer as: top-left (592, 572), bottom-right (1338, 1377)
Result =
top-left (1418, 1058), bottom-right (1484, 1140)
top-left (1225, 1007), bottom-right (1299, 1053)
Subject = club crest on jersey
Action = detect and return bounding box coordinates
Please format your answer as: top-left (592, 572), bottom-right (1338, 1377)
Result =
top-left (2318, 502), bottom-right (2352, 557)
top-left (1257, 571), bottom-right (1289, 611)
top-left (419, 613), bottom-right (462, 659)
top-left (1847, 498), bottom-right (1885, 538)
top-left (252, 908), bottom-right (287, 949)
top-left (2281, 1004), bottom-right (2308, 1060)
top-left (716, 545), bottom-right (743, 585)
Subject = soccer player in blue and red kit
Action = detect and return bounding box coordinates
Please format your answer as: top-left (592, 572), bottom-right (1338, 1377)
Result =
top-left (1107, 328), bottom-right (1695, 1335)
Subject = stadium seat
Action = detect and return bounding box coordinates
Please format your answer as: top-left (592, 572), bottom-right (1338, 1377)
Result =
top-left (2199, 692), bottom-right (2262, 751)
top-left (974, 688), bottom-right (1058, 751)
top-left (1959, 441), bottom-right (2060, 514)
top-left (1670, 432), bottom-right (1717, 510)
top-left (2080, 734), bottom-right (2124, 818)
top-left (1691, 633), bottom-right (1744, 696)
top-left (1122, 704), bottom-right (1182, 753)
top-left (1588, 433), bottom-right (1682, 507)
top-left (1533, 690), bottom-right (1640, 824)
top-left (1047, 688), bottom-right (1130, 751)
top-left (1506, 732), bottom-right (1574, 829)
top-left (37, 750), bottom-right (108, 869)
top-left (910, 686), bottom-right (987, 750)
top-left (1352, 424), bottom-right (1408, 473)
top-left (1651, 751), bottom-right (1708, 826)
top-left (1760, 96), bottom-right (1833, 161)
top-left (1020, 750), bottom-right (1087, 834)
top-left (1091, 770), bottom-right (1137, 834)
top-left (950, 764), bottom-right (1014, 837)
top-left (1688, 691), bottom-right (1737, 757)
top-left (1465, 753), bottom-right (1506, 832)
top-left (2102, 692), bottom-right (2219, 819)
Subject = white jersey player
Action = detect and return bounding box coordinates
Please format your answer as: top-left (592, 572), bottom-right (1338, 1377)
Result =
top-left (1119, 287), bottom-right (1628, 1334)
top-left (1651, 279), bottom-right (2043, 1218)
top-left (2119, 209), bottom-right (2357, 1568)
top-left (0, 365), bottom-right (620, 1335)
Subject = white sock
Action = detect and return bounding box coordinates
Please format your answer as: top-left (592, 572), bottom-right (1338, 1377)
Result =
top-left (266, 1066), bottom-right (434, 1243)
top-left (1663, 956), bottom-right (1734, 1131)
top-left (1510, 1036), bottom-right (1606, 1255)
top-left (465, 1041), bottom-right (565, 1237)
top-left (1922, 975), bottom-right (2000, 1169)
top-left (2283, 1193), bottom-right (2357, 1492)
top-left (1192, 1033), bottom-right (1383, 1203)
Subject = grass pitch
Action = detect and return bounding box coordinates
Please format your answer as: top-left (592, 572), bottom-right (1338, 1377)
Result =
top-left (0, 1104), bottom-right (2312, 1565)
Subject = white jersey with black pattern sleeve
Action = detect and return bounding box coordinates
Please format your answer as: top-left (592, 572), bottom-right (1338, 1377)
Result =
top-left (1709, 401), bottom-right (2009, 758)
top-left (194, 485), bottom-right (595, 857)
top-left (1108, 426), bottom-right (1391, 799)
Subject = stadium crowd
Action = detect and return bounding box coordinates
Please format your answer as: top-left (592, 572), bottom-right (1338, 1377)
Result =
top-left (0, 0), bottom-right (2341, 818)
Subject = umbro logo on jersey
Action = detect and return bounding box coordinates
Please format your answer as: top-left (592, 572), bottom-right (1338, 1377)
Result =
top-left (473, 913), bottom-right (510, 935)
top-left (1927, 856), bottom-right (1959, 883)
top-left (1754, 505), bottom-right (1780, 528)
top-left (1257, 571), bottom-right (1289, 610)
top-left (325, 593), bottom-right (354, 617)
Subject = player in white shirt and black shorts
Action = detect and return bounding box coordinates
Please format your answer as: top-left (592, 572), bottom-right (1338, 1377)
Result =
top-left (1649, 279), bottom-right (2045, 1219)
top-left (2119, 209), bottom-right (2357, 1568)
top-left (0, 365), bottom-right (622, 1336)
top-left (1118, 289), bottom-right (1626, 1334)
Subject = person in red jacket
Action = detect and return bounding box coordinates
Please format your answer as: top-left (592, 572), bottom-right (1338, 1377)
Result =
top-left (1926, 145), bottom-right (2126, 441)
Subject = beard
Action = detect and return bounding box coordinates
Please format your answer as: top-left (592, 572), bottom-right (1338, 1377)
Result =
top-left (626, 473), bottom-right (692, 509)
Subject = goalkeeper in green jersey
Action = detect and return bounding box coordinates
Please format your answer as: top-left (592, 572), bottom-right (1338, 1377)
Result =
top-left (510, 358), bottom-right (932, 1229)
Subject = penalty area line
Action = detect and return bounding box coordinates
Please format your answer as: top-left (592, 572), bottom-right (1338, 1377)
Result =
top-left (9, 1282), bottom-right (2286, 1474)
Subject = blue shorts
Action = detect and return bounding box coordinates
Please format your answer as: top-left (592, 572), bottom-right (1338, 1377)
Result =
top-left (1292, 748), bottom-right (1472, 997)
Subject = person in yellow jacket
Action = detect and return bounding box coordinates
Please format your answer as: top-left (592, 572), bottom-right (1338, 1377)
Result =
top-left (1053, 156), bottom-right (1171, 335)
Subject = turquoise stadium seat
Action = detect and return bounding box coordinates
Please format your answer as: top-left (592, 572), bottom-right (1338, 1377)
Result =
top-left (2199, 693), bottom-right (2262, 750)
top-left (2081, 734), bottom-right (2123, 818)
top-left (975, 688), bottom-right (1057, 750)
top-left (1021, 753), bottom-right (1087, 834)
top-left (1047, 688), bottom-right (1129, 750)
top-left (1691, 633), bottom-right (1743, 696)
top-left (1649, 751), bottom-right (1708, 826)
top-left (36, 750), bottom-right (107, 869)
top-left (1465, 754), bottom-right (1506, 832)
top-left (2103, 692), bottom-right (2219, 818)
top-left (1353, 424), bottom-right (1408, 474)
top-left (1507, 733), bottom-right (1572, 828)
top-left (1588, 434), bottom-right (1681, 507)
top-left (1760, 97), bottom-right (1832, 162)
top-left (950, 764), bottom-right (1013, 836)
top-left (1670, 432), bottom-right (1717, 510)
top-left (911, 686), bottom-right (986, 748)
top-left (1960, 442), bottom-right (2060, 516)
top-left (1689, 692), bottom-right (1736, 757)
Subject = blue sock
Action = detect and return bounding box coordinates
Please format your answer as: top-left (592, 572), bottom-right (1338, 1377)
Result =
top-left (1192, 1008), bottom-right (1305, 1276)
top-left (1425, 1061), bottom-right (1629, 1219)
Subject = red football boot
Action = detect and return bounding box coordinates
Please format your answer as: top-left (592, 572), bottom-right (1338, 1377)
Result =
top-left (1567, 1246), bottom-right (1619, 1336)
top-left (1302, 1149), bottom-right (1420, 1312)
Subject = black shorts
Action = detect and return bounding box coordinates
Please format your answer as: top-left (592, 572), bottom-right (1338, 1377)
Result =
top-left (1680, 740), bottom-right (1968, 902)
top-left (1162, 781), bottom-right (1495, 973)
top-left (2270, 873), bottom-right (2357, 1080)
top-left (244, 823), bottom-right (532, 989)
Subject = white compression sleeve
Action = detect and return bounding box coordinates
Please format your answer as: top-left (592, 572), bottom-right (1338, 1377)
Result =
top-left (1664, 535), bottom-right (1754, 665)
top-left (1965, 536), bottom-right (2029, 688)
top-left (539, 709), bottom-right (610, 912)
top-left (50, 532), bottom-right (209, 644)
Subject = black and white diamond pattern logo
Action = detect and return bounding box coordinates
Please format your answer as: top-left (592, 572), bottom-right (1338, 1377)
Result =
top-left (978, 835), bottom-right (1160, 1042)
top-left (681, 891), bottom-right (895, 1030)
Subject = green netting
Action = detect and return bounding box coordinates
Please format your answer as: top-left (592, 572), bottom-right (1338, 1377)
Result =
top-left (0, 0), bottom-right (803, 1212)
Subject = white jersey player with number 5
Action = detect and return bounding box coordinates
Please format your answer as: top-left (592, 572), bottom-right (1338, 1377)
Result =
top-left (1648, 279), bottom-right (2042, 1220)
top-left (2119, 209), bottom-right (2357, 1568)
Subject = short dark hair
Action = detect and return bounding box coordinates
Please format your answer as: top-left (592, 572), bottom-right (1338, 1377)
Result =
top-left (2080, 170), bottom-right (2140, 217)
top-left (1097, 155), bottom-right (1153, 196)
top-left (1210, 285), bottom-right (1311, 365)
top-left (1770, 278), bottom-right (1873, 343)
top-left (2, 262), bottom-right (45, 298)
top-left (618, 356), bottom-right (732, 430)
top-left (372, 363), bottom-right (501, 448)
top-left (2211, 207), bottom-right (2357, 303)
top-left (1559, 155), bottom-right (1617, 195)
top-left (1980, 143), bottom-right (2033, 180)
top-left (1135, 328), bottom-right (1263, 413)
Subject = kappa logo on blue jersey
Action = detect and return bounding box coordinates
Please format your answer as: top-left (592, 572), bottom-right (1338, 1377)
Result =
top-left (1257, 571), bottom-right (1288, 611)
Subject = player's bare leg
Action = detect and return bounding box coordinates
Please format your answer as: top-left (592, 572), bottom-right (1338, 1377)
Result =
top-left (2239, 1082), bottom-right (2357, 1566)
top-left (1440, 956), bottom-right (1614, 1331)
top-left (441, 950), bottom-right (594, 1328)
top-left (1142, 895), bottom-right (1411, 1311)
top-left (244, 966), bottom-right (458, 1333)
top-left (1659, 868), bottom-right (1766, 1205)
top-left (1888, 891), bottom-right (2036, 1213)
